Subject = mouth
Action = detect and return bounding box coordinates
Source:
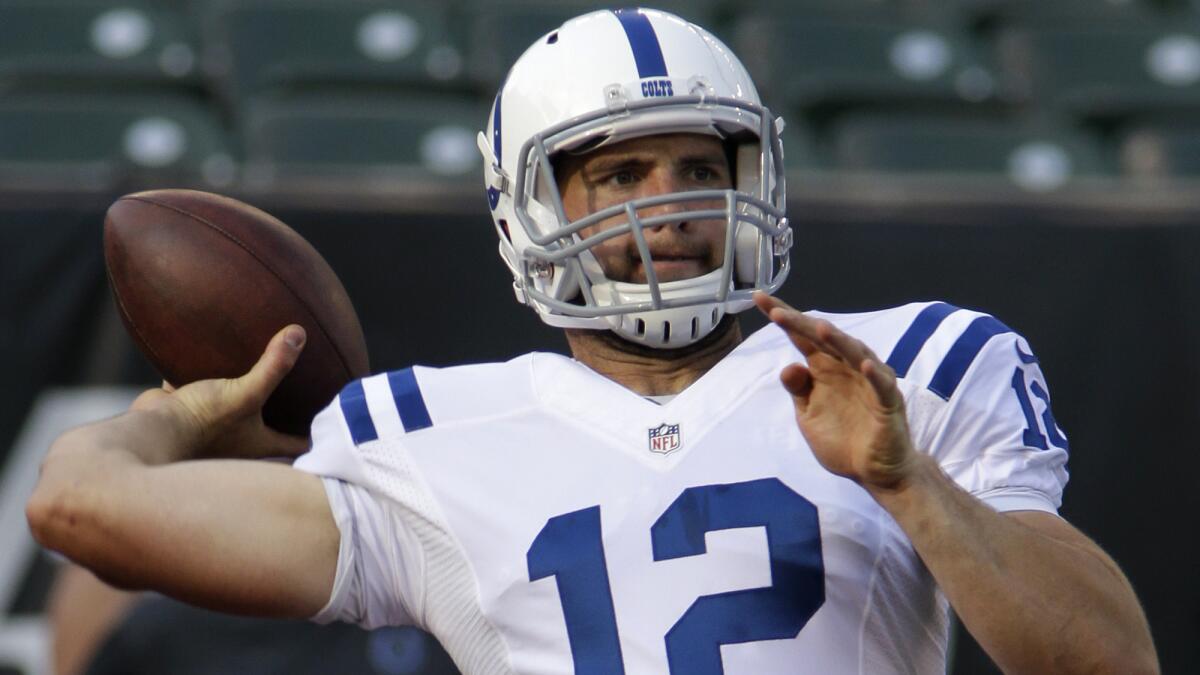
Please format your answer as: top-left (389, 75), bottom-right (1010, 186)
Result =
top-left (634, 254), bottom-right (710, 282)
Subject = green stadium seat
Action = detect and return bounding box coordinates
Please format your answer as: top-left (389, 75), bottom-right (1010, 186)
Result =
top-left (1119, 121), bottom-right (1200, 178)
top-left (732, 12), bottom-right (1002, 113)
top-left (733, 0), bottom-right (903, 17)
top-left (778, 115), bottom-right (823, 172)
top-left (997, 23), bottom-right (1200, 119)
top-left (963, 0), bottom-right (1168, 27)
top-left (0, 93), bottom-right (233, 188)
top-left (827, 113), bottom-right (1111, 190)
top-left (239, 92), bottom-right (488, 183)
top-left (204, 1), bottom-right (466, 97)
top-left (464, 1), bottom-right (719, 92)
top-left (0, 1), bottom-right (200, 90)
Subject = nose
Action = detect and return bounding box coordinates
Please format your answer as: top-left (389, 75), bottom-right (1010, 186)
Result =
top-left (637, 171), bottom-right (692, 231)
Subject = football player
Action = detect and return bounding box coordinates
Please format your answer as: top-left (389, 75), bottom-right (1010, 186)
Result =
top-left (28, 8), bottom-right (1157, 674)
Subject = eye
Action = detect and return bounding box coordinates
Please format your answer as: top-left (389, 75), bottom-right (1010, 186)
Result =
top-left (689, 164), bottom-right (726, 183)
top-left (610, 170), bottom-right (637, 186)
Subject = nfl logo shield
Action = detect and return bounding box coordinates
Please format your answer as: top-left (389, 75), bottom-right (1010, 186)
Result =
top-left (647, 423), bottom-right (682, 454)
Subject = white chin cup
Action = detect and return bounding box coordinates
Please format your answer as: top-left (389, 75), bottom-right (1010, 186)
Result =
top-left (590, 269), bottom-right (728, 349)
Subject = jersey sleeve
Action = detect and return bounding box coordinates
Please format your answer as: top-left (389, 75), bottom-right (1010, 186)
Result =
top-left (293, 392), bottom-right (426, 629)
top-left (905, 323), bottom-right (1071, 514)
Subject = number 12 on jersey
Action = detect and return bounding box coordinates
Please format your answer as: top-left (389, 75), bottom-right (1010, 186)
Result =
top-left (527, 478), bottom-right (826, 675)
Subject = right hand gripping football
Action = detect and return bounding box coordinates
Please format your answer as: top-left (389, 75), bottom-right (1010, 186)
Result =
top-left (130, 325), bottom-right (312, 461)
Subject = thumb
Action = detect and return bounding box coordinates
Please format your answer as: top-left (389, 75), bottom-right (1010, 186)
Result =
top-left (781, 363), bottom-right (813, 412)
top-left (239, 325), bottom-right (306, 405)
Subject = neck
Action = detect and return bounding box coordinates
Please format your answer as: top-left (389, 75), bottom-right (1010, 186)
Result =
top-left (564, 315), bottom-right (743, 396)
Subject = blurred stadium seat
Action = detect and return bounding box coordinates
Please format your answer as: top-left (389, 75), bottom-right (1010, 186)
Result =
top-left (962, 0), bottom-right (1168, 25)
top-left (0, 93), bottom-right (233, 189)
top-left (778, 116), bottom-right (822, 173)
top-left (996, 21), bottom-right (1200, 119)
top-left (732, 9), bottom-right (1003, 115)
top-left (1119, 120), bottom-right (1200, 178)
top-left (202, 1), bottom-right (468, 97)
top-left (0, 0), bottom-right (1197, 192)
top-left (827, 113), bottom-right (1111, 190)
top-left (239, 92), bottom-right (485, 185)
top-left (0, 1), bottom-right (200, 91)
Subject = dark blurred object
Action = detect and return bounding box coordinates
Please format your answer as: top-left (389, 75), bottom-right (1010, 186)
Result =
top-left (1119, 120), bottom-right (1200, 179)
top-left (84, 596), bottom-right (460, 675)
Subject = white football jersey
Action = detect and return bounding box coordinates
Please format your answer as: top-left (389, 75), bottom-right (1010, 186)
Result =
top-left (294, 301), bottom-right (1069, 675)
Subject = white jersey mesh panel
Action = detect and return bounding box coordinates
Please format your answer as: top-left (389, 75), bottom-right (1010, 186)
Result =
top-left (358, 437), bottom-right (517, 675)
top-left (859, 530), bottom-right (950, 674)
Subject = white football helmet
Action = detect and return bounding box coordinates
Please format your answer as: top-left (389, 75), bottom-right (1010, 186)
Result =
top-left (478, 7), bottom-right (791, 349)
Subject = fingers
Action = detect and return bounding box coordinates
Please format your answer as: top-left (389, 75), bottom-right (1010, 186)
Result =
top-left (240, 325), bottom-right (307, 405)
top-left (862, 359), bottom-right (902, 409)
top-left (754, 292), bottom-right (818, 356)
top-left (755, 292), bottom-right (880, 369)
top-left (756, 291), bottom-right (902, 406)
top-left (779, 363), bottom-right (813, 412)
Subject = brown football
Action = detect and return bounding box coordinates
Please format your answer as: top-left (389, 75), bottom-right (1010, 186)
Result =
top-left (103, 189), bottom-right (370, 436)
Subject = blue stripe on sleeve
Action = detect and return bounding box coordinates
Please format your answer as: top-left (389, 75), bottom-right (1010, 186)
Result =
top-left (339, 379), bottom-right (378, 445)
top-left (928, 316), bottom-right (1013, 400)
top-left (388, 368), bottom-right (433, 433)
top-left (614, 8), bottom-right (668, 78)
top-left (885, 303), bottom-right (959, 377)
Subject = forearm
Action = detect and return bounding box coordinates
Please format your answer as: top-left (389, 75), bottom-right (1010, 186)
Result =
top-left (870, 454), bottom-right (1157, 675)
top-left (47, 408), bottom-right (199, 468)
top-left (27, 409), bottom-right (199, 574)
top-left (27, 414), bottom-right (337, 616)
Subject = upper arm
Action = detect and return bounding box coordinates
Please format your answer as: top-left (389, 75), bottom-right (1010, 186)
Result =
top-left (31, 454), bottom-right (338, 619)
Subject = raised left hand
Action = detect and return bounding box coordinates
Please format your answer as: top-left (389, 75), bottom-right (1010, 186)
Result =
top-left (754, 293), bottom-right (920, 492)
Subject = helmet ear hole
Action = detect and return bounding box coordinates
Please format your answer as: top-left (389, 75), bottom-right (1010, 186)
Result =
top-left (691, 317), bottom-right (700, 340)
top-left (635, 319), bottom-right (646, 337)
top-left (498, 219), bottom-right (511, 242)
top-left (662, 322), bottom-right (671, 343)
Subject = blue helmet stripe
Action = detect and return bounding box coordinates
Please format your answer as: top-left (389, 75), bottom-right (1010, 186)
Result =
top-left (614, 8), bottom-right (668, 78)
top-left (491, 91), bottom-right (502, 162)
top-left (487, 91), bottom-right (502, 210)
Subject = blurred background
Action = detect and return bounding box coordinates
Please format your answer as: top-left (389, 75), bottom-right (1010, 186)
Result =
top-left (1, 0), bottom-right (1198, 673)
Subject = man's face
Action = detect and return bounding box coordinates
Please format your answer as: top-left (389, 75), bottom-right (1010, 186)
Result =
top-left (556, 133), bottom-right (732, 284)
